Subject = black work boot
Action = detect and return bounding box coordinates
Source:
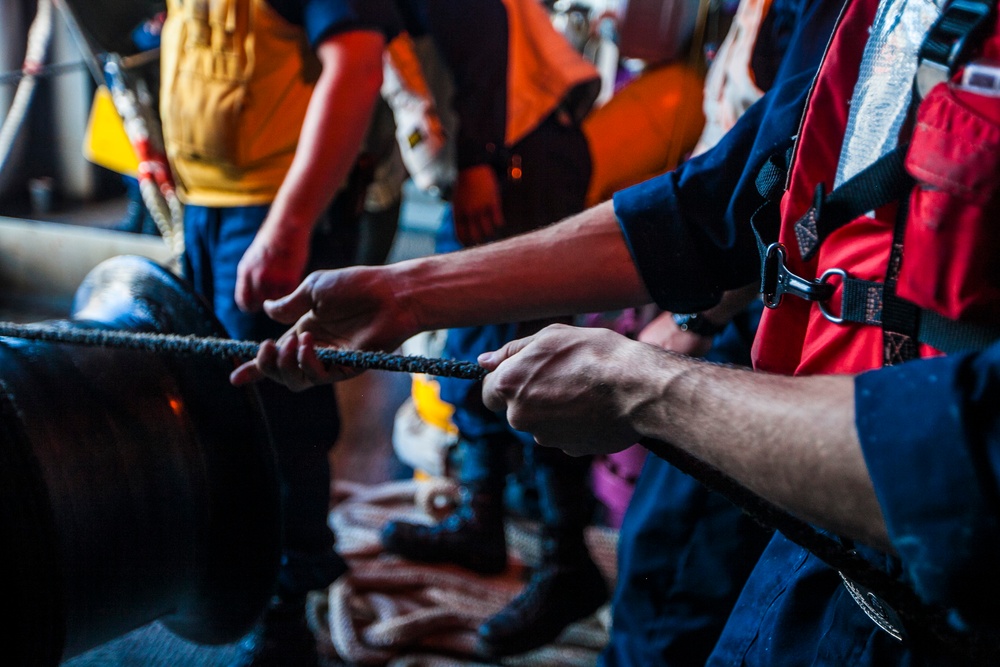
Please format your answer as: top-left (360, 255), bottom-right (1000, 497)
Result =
top-left (229, 596), bottom-right (321, 667)
top-left (231, 550), bottom-right (348, 667)
top-left (380, 487), bottom-right (508, 575)
top-left (476, 531), bottom-right (609, 657)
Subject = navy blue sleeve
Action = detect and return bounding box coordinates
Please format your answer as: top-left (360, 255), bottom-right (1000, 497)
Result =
top-left (423, 0), bottom-right (509, 170)
top-left (267, 0), bottom-right (403, 48)
top-left (613, 0), bottom-right (843, 313)
top-left (856, 346), bottom-right (1000, 631)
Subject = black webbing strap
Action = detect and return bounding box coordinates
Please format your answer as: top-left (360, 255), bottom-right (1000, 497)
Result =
top-left (793, 145), bottom-right (913, 261)
top-left (881, 198), bottom-right (922, 365)
top-left (919, 310), bottom-right (1000, 352)
top-left (921, 0), bottom-right (994, 63)
top-left (838, 277), bottom-right (884, 326)
top-left (755, 147), bottom-right (793, 202)
top-left (752, 147), bottom-right (794, 295)
top-left (819, 274), bottom-right (1000, 353)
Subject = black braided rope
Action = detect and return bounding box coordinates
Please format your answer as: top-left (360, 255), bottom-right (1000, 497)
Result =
top-left (0, 321), bottom-right (488, 381)
top-left (1, 320), bottom-right (992, 657)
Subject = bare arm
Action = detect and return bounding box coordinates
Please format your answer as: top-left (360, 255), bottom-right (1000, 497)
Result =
top-left (479, 325), bottom-right (890, 551)
top-left (235, 30), bottom-right (386, 312)
top-left (396, 200), bottom-right (649, 330)
top-left (230, 200), bottom-right (651, 386)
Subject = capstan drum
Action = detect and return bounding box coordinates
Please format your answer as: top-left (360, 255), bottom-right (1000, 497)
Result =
top-left (0, 255), bottom-right (281, 665)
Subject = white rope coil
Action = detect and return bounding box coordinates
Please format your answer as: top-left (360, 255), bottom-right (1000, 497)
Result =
top-left (312, 479), bottom-right (617, 666)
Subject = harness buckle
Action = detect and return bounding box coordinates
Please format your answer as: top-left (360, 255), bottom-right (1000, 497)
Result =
top-left (817, 268), bottom-right (848, 323)
top-left (915, 59), bottom-right (950, 100)
top-left (762, 243), bottom-right (837, 308)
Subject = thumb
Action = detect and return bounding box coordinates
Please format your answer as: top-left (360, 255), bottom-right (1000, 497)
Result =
top-left (478, 333), bottom-right (536, 371)
top-left (263, 280), bottom-right (314, 325)
top-left (235, 267), bottom-right (260, 313)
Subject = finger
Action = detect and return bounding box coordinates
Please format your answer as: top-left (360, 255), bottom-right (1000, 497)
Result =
top-left (276, 332), bottom-right (301, 374)
top-left (274, 333), bottom-right (315, 392)
top-left (481, 373), bottom-right (507, 414)
top-left (455, 214), bottom-right (477, 247)
top-left (302, 332), bottom-right (367, 384)
top-left (296, 331), bottom-right (331, 384)
top-left (480, 336), bottom-right (535, 412)
top-left (264, 277), bottom-right (315, 325)
top-left (232, 339), bottom-right (280, 385)
top-left (230, 359), bottom-right (263, 386)
top-left (477, 332), bottom-right (536, 370)
top-left (454, 217), bottom-right (471, 247)
top-left (473, 213), bottom-right (490, 245)
top-left (235, 268), bottom-right (256, 313)
top-left (255, 338), bottom-right (281, 379)
top-left (484, 205), bottom-right (504, 239)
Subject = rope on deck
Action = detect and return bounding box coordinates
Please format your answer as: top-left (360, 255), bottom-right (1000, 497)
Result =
top-left (309, 479), bottom-right (616, 666)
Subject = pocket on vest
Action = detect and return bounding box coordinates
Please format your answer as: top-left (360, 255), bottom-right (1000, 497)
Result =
top-left (168, 51), bottom-right (249, 167)
top-left (899, 81), bottom-right (1000, 322)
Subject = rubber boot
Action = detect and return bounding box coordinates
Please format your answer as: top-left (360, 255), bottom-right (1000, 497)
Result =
top-left (229, 596), bottom-right (320, 667)
top-left (229, 550), bottom-right (348, 667)
top-left (382, 432), bottom-right (509, 574)
top-left (476, 529), bottom-right (608, 657)
top-left (477, 450), bottom-right (608, 657)
top-left (380, 485), bottom-right (508, 574)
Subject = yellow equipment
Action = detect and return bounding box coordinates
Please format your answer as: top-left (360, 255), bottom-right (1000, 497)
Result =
top-left (82, 84), bottom-right (140, 176)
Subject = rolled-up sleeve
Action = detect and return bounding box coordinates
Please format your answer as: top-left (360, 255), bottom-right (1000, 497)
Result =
top-left (856, 344), bottom-right (1000, 630)
top-left (612, 0), bottom-right (842, 313)
top-left (285, 0), bottom-right (402, 48)
top-left (614, 69), bottom-right (811, 312)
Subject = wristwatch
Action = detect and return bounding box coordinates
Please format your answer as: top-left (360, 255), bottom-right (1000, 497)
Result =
top-left (671, 312), bottom-right (728, 337)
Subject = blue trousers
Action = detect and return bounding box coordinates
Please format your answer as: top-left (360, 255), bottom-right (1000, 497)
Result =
top-left (182, 202), bottom-right (356, 597)
top-left (600, 301), bottom-right (772, 666)
top-left (435, 112), bottom-right (595, 529)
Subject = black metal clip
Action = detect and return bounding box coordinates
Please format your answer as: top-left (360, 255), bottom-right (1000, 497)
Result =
top-left (762, 243), bottom-right (836, 309)
top-left (915, 0), bottom-right (994, 99)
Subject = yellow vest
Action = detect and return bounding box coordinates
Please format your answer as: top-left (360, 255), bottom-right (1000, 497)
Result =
top-left (161, 0), bottom-right (319, 207)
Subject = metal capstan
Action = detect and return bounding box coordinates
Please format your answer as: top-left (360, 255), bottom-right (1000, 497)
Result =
top-left (0, 255), bottom-right (282, 666)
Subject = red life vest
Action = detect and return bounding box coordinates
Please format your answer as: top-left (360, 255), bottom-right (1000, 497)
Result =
top-left (753, 0), bottom-right (1000, 377)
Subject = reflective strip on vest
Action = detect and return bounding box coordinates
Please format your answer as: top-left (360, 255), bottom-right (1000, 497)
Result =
top-left (753, 0), bottom-right (942, 376)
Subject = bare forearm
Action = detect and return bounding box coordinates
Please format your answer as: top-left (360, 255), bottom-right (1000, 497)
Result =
top-left (389, 200), bottom-right (651, 331)
top-left (266, 31), bottom-right (385, 239)
top-left (639, 353), bottom-right (890, 549)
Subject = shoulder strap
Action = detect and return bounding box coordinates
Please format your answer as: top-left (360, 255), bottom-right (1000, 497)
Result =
top-left (753, 0), bottom-right (1000, 356)
top-left (793, 145), bottom-right (911, 261)
top-left (915, 0), bottom-right (994, 99)
top-left (760, 0), bottom-right (994, 262)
